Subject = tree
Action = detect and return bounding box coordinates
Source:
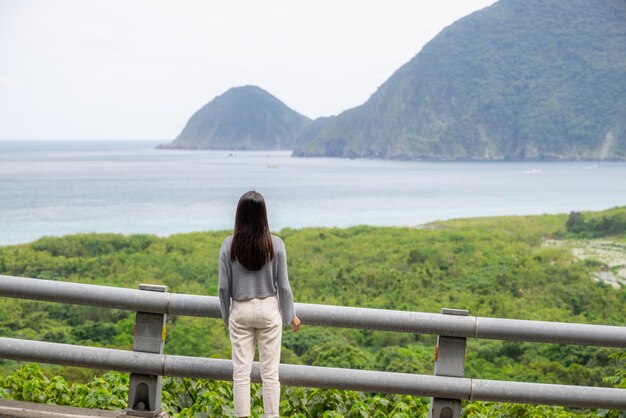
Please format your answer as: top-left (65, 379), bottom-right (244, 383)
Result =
top-left (566, 211), bottom-right (586, 233)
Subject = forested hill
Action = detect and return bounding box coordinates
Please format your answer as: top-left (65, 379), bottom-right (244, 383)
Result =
top-left (158, 85), bottom-right (310, 150)
top-left (293, 0), bottom-right (626, 160)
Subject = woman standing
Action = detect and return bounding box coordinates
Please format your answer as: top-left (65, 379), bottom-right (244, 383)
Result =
top-left (219, 191), bottom-right (301, 418)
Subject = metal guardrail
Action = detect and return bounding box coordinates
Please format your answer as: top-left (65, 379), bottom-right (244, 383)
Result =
top-left (0, 337), bottom-right (625, 411)
top-left (0, 274), bottom-right (625, 416)
top-left (1, 275), bottom-right (625, 347)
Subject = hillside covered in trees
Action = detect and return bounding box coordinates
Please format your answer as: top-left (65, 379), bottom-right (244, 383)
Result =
top-left (159, 85), bottom-right (310, 151)
top-left (0, 208), bottom-right (625, 415)
top-left (293, 0), bottom-right (626, 160)
top-left (158, 0), bottom-right (626, 161)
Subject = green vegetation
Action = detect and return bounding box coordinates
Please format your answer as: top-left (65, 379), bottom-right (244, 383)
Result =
top-left (0, 364), bottom-right (609, 417)
top-left (0, 364), bottom-right (127, 410)
top-left (294, 0), bottom-right (626, 160)
top-left (566, 207), bottom-right (626, 238)
top-left (158, 85), bottom-right (311, 150)
top-left (0, 208), bottom-right (625, 415)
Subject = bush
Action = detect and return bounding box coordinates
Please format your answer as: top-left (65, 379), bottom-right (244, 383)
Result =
top-left (566, 207), bottom-right (626, 237)
top-left (566, 211), bottom-right (586, 234)
top-left (0, 364), bottom-right (619, 417)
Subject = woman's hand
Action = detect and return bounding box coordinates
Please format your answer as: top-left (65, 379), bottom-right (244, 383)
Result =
top-left (291, 315), bottom-right (301, 332)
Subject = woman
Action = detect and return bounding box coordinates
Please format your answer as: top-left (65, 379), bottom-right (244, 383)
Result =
top-left (219, 190), bottom-right (301, 418)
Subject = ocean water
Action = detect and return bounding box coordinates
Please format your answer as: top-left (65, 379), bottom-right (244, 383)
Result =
top-left (1, 140), bottom-right (626, 246)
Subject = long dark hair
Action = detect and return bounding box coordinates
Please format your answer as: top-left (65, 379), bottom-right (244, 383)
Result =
top-left (230, 191), bottom-right (274, 271)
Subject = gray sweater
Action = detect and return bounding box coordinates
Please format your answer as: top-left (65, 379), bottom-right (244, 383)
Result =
top-left (218, 235), bottom-right (296, 325)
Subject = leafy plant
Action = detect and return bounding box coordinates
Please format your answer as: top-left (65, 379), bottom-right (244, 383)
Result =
top-left (0, 209), bottom-right (625, 416)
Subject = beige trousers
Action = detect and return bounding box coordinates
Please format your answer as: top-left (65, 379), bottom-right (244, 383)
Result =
top-left (229, 296), bottom-right (282, 418)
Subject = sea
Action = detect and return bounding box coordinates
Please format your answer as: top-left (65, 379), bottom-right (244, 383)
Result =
top-left (1, 140), bottom-right (625, 246)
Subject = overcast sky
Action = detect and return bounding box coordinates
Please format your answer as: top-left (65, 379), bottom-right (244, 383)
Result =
top-left (0, 0), bottom-right (496, 140)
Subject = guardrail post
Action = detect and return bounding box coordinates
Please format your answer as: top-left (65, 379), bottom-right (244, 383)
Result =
top-left (125, 284), bottom-right (168, 418)
top-left (429, 308), bottom-right (469, 418)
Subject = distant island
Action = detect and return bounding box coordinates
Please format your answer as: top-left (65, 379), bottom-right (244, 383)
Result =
top-left (161, 0), bottom-right (626, 160)
top-left (157, 85), bottom-right (310, 151)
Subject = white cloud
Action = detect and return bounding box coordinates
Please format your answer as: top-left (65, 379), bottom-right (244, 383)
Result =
top-left (0, 0), bottom-right (497, 139)
top-left (0, 73), bottom-right (21, 89)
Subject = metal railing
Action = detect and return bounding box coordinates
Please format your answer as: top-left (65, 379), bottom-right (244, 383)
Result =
top-left (0, 275), bottom-right (625, 416)
top-left (2, 275), bottom-right (624, 347)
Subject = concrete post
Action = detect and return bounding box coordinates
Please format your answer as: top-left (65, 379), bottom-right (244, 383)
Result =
top-left (126, 284), bottom-right (168, 417)
top-left (429, 308), bottom-right (469, 418)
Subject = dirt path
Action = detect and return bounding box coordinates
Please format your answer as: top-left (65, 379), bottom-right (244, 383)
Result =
top-left (543, 239), bottom-right (626, 289)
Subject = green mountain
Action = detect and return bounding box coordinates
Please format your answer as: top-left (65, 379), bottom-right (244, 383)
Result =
top-left (293, 0), bottom-right (626, 160)
top-left (159, 85), bottom-right (310, 150)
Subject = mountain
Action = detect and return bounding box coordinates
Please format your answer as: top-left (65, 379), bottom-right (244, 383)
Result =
top-left (159, 85), bottom-right (310, 150)
top-left (293, 0), bottom-right (626, 160)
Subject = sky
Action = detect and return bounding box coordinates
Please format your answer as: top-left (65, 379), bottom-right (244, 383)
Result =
top-left (0, 0), bottom-right (496, 140)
